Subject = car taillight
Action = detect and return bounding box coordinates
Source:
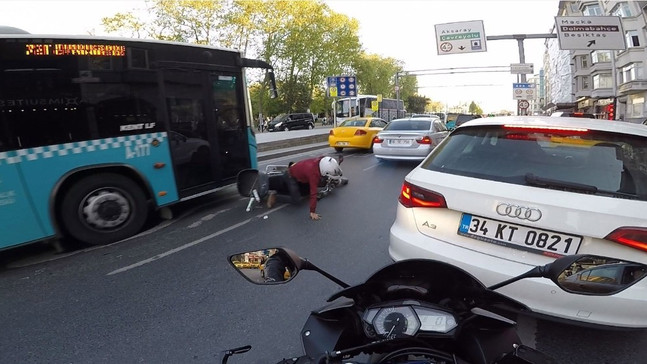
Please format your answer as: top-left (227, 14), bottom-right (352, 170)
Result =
top-left (329, 130), bottom-right (334, 136)
top-left (354, 129), bottom-right (367, 136)
top-left (605, 227), bottom-right (647, 253)
top-left (416, 136), bottom-right (432, 144)
top-left (373, 136), bottom-right (383, 143)
top-left (399, 181), bottom-right (447, 208)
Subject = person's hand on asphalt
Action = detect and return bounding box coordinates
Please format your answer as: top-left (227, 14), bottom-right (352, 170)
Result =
top-left (310, 212), bottom-right (321, 220)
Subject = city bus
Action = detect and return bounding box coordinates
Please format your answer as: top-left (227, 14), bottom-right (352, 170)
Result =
top-left (0, 30), bottom-right (277, 250)
top-left (332, 94), bottom-right (405, 124)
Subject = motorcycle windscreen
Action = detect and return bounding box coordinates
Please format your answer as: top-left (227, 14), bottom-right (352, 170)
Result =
top-left (327, 258), bottom-right (529, 312)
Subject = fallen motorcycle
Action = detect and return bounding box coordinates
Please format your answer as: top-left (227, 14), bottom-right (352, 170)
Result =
top-left (222, 248), bottom-right (647, 363)
top-left (237, 155), bottom-right (348, 212)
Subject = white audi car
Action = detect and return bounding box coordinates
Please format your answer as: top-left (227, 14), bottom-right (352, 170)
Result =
top-left (389, 115), bottom-right (647, 328)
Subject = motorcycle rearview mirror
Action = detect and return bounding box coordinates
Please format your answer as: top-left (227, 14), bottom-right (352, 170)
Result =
top-left (229, 248), bottom-right (299, 284)
top-left (554, 255), bottom-right (647, 295)
top-left (228, 247), bottom-right (350, 288)
top-left (489, 254), bottom-right (647, 296)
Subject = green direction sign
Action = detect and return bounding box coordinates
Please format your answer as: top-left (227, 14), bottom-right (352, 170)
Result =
top-left (440, 32), bottom-right (481, 41)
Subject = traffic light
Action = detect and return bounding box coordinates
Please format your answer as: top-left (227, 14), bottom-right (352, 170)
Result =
top-left (606, 99), bottom-right (616, 120)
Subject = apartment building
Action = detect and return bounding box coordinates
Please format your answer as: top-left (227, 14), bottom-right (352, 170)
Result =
top-left (544, 1), bottom-right (647, 123)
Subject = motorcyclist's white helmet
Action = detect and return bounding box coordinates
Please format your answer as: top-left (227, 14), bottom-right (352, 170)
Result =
top-left (319, 157), bottom-right (342, 178)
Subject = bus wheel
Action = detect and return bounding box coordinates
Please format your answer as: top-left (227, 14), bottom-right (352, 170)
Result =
top-left (334, 147), bottom-right (343, 152)
top-left (60, 173), bottom-right (149, 245)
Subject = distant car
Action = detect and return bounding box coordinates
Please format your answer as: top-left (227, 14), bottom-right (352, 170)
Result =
top-left (372, 116), bottom-right (448, 161)
top-left (454, 113), bottom-right (482, 128)
top-left (389, 115), bottom-right (647, 328)
top-left (446, 113), bottom-right (481, 130)
top-left (551, 111), bottom-right (596, 118)
top-left (328, 116), bottom-right (388, 152)
top-left (267, 113), bottom-right (315, 131)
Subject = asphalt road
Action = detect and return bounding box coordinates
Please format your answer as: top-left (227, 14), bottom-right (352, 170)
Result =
top-left (1, 146), bottom-right (647, 364)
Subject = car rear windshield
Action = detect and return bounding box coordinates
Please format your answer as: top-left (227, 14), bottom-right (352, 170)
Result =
top-left (420, 125), bottom-right (647, 200)
top-left (385, 119), bottom-right (432, 131)
top-left (340, 119), bottom-right (367, 127)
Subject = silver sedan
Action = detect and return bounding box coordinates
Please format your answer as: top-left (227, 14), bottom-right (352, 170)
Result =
top-left (373, 117), bottom-right (449, 161)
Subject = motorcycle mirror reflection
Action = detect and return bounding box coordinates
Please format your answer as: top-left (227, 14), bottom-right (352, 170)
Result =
top-left (229, 248), bottom-right (298, 285)
top-left (553, 255), bottom-right (647, 295)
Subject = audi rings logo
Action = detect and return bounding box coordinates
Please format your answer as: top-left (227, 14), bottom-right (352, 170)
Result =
top-left (496, 203), bottom-right (542, 222)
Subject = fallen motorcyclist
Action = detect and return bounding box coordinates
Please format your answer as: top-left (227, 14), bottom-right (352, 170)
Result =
top-left (281, 156), bottom-right (343, 221)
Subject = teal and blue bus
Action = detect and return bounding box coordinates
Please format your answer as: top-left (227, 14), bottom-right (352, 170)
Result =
top-left (0, 31), bottom-right (277, 249)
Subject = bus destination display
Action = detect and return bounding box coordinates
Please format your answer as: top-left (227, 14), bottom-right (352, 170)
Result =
top-left (25, 43), bottom-right (126, 57)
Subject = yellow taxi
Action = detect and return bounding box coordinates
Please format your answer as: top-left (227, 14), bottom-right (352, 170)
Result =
top-left (328, 117), bottom-right (388, 152)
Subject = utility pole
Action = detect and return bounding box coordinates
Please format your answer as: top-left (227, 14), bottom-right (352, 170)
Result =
top-left (486, 33), bottom-right (557, 115)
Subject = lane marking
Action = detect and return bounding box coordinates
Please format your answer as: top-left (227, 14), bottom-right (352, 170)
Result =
top-left (107, 219), bottom-right (250, 275)
top-left (107, 203), bottom-right (289, 276)
top-left (362, 162), bottom-right (380, 171)
top-left (187, 209), bottom-right (230, 229)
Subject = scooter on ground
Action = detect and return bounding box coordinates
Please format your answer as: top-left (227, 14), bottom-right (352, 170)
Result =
top-left (222, 248), bottom-right (647, 363)
top-left (237, 155), bottom-right (348, 212)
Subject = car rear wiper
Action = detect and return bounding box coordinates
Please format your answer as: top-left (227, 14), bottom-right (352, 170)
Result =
top-left (524, 173), bottom-right (638, 199)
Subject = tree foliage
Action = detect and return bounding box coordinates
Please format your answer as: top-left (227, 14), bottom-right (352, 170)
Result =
top-left (100, 0), bottom-right (422, 117)
top-left (406, 95), bottom-right (429, 114)
top-left (469, 101), bottom-right (483, 115)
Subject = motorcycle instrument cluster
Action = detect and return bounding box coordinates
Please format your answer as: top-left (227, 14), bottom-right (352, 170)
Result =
top-left (363, 304), bottom-right (457, 338)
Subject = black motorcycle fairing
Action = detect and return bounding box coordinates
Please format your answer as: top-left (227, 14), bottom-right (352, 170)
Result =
top-left (310, 296), bottom-right (356, 318)
top-left (301, 303), bottom-right (366, 360)
top-left (327, 259), bottom-right (529, 313)
top-left (458, 325), bottom-right (522, 364)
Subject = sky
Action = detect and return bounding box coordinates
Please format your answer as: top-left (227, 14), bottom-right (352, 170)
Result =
top-left (0, 0), bottom-right (560, 113)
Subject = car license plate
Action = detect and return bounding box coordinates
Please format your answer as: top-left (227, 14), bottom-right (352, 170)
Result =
top-left (457, 213), bottom-right (582, 257)
top-left (388, 139), bottom-right (411, 146)
top-left (337, 141), bottom-right (349, 146)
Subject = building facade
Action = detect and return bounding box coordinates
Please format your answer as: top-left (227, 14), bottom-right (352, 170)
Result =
top-left (545, 1), bottom-right (647, 123)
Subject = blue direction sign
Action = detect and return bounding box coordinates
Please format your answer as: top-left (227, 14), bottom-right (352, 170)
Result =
top-left (512, 83), bottom-right (536, 100)
top-left (327, 76), bottom-right (357, 97)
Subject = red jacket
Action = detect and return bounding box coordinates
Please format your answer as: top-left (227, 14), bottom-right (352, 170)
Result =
top-left (288, 156), bottom-right (323, 213)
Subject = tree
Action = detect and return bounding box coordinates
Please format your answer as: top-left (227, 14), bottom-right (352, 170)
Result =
top-left (220, 1), bottom-right (361, 115)
top-left (426, 100), bottom-right (445, 112)
top-left (102, 0), bottom-right (227, 44)
top-left (353, 53), bottom-right (400, 96)
top-left (469, 101), bottom-right (483, 115)
top-left (407, 95), bottom-right (429, 114)
top-left (101, 0), bottom-right (396, 118)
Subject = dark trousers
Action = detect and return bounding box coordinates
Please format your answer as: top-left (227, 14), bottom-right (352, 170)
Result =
top-left (282, 172), bottom-right (303, 204)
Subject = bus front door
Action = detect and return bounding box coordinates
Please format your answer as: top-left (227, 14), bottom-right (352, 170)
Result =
top-left (209, 72), bottom-right (250, 182)
top-left (164, 70), bottom-right (218, 194)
